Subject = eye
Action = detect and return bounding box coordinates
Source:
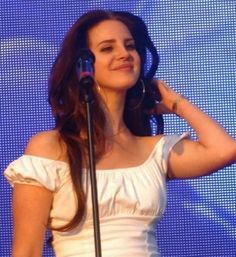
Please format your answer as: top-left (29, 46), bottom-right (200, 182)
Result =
top-left (100, 46), bottom-right (113, 52)
top-left (126, 43), bottom-right (136, 50)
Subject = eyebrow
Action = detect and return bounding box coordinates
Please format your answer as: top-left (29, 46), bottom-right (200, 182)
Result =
top-left (97, 38), bottom-right (134, 47)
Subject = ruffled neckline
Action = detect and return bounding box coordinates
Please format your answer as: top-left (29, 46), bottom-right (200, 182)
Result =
top-left (22, 136), bottom-right (165, 173)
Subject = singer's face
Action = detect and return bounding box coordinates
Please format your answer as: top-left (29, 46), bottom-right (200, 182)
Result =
top-left (87, 20), bottom-right (141, 92)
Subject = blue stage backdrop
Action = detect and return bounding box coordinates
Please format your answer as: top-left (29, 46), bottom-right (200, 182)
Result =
top-left (1, 1), bottom-right (235, 256)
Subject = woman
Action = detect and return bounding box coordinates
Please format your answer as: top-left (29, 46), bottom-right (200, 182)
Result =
top-left (4, 10), bottom-right (236, 257)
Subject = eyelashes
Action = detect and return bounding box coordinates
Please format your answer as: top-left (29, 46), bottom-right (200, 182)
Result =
top-left (100, 43), bottom-right (136, 53)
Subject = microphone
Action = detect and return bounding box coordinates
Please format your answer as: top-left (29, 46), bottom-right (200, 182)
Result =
top-left (76, 48), bottom-right (95, 87)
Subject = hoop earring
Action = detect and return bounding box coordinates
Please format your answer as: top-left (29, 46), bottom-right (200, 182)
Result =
top-left (129, 79), bottom-right (146, 110)
top-left (96, 81), bottom-right (102, 93)
top-left (94, 80), bottom-right (109, 105)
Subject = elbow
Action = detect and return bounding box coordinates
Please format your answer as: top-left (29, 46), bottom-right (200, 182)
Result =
top-left (219, 142), bottom-right (236, 166)
top-left (230, 143), bottom-right (236, 163)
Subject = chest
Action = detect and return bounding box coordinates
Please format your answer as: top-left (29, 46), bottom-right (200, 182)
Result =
top-left (96, 138), bottom-right (154, 170)
top-left (52, 158), bottom-right (167, 227)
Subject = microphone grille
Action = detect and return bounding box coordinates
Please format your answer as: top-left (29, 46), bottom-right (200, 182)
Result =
top-left (77, 48), bottom-right (95, 63)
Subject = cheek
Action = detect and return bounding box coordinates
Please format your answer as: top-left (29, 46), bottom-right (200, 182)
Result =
top-left (93, 57), bottom-right (112, 80)
top-left (136, 55), bottom-right (141, 72)
top-left (93, 62), bottom-right (105, 82)
top-left (93, 66), bottom-right (109, 86)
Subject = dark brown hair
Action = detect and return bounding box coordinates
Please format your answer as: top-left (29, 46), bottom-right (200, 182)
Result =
top-left (48, 10), bottom-right (163, 231)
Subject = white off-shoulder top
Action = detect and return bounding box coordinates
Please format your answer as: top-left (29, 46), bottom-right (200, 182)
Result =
top-left (4, 134), bottom-right (187, 257)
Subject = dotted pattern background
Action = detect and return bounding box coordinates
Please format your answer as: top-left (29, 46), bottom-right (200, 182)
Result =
top-left (1, 1), bottom-right (235, 256)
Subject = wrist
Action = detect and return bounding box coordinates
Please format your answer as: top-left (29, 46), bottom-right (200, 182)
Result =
top-left (172, 95), bottom-right (188, 114)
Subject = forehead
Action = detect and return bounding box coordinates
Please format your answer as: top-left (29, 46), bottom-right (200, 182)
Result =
top-left (87, 20), bottom-right (133, 46)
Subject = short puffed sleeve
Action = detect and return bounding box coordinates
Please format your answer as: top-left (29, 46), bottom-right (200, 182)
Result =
top-left (156, 132), bottom-right (190, 174)
top-left (4, 155), bottom-right (69, 192)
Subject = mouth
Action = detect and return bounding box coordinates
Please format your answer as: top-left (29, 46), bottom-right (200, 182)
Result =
top-left (113, 64), bottom-right (133, 71)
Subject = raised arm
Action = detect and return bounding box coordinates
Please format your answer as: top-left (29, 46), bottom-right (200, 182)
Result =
top-left (155, 80), bottom-right (236, 179)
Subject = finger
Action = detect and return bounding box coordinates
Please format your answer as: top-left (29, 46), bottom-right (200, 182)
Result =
top-left (157, 80), bottom-right (171, 91)
top-left (155, 102), bottom-right (173, 115)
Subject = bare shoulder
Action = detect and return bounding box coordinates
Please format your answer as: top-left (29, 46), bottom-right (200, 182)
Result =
top-left (143, 134), bottom-right (164, 145)
top-left (137, 134), bottom-right (164, 153)
top-left (24, 130), bottom-right (67, 161)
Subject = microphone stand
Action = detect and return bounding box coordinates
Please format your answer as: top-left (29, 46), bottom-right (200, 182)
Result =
top-left (80, 78), bottom-right (102, 257)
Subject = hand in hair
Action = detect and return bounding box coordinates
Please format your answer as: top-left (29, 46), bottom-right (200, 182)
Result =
top-left (152, 80), bottom-right (187, 116)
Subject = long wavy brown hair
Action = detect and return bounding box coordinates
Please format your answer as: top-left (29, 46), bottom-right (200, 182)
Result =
top-left (48, 10), bottom-right (163, 231)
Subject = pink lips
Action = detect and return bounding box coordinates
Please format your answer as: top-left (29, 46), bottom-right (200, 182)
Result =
top-left (113, 64), bottom-right (133, 71)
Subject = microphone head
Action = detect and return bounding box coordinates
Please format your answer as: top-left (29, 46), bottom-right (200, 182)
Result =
top-left (76, 48), bottom-right (95, 88)
top-left (77, 48), bottom-right (95, 63)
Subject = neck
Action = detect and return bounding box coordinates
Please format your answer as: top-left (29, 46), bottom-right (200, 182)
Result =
top-left (101, 90), bottom-right (127, 137)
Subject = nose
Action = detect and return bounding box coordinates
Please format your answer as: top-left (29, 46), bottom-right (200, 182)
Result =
top-left (116, 46), bottom-right (131, 60)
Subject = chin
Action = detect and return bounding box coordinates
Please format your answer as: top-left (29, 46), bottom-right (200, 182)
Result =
top-left (117, 77), bottom-right (138, 88)
top-left (99, 76), bottom-right (138, 91)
